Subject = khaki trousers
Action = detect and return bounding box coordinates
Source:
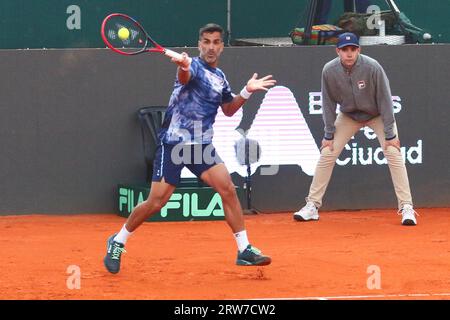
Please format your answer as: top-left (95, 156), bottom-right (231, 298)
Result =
top-left (307, 113), bottom-right (413, 209)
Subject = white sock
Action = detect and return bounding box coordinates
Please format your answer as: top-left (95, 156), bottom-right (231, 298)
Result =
top-left (234, 230), bottom-right (250, 253)
top-left (114, 224), bottom-right (132, 245)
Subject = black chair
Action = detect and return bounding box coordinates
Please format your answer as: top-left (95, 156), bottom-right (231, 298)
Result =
top-left (137, 106), bottom-right (167, 184)
top-left (137, 106), bottom-right (204, 187)
top-left (234, 137), bottom-right (262, 215)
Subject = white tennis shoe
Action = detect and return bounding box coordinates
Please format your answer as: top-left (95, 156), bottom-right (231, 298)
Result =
top-left (399, 204), bottom-right (418, 226)
top-left (293, 201), bottom-right (319, 221)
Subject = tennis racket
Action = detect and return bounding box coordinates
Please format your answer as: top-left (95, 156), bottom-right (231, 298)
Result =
top-left (101, 13), bottom-right (188, 61)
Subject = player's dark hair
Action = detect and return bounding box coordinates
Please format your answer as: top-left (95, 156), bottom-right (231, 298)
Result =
top-left (199, 23), bottom-right (224, 40)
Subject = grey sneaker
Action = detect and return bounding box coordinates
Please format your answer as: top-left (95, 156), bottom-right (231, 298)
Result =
top-left (293, 201), bottom-right (319, 221)
top-left (399, 204), bottom-right (418, 226)
top-left (103, 234), bottom-right (126, 274)
top-left (236, 245), bottom-right (271, 266)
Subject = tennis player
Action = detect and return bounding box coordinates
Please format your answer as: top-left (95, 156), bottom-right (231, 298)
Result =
top-left (104, 23), bottom-right (276, 274)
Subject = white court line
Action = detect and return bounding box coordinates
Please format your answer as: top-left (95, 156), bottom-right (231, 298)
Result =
top-left (250, 293), bottom-right (450, 300)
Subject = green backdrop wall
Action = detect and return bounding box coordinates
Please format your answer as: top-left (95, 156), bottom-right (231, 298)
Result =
top-left (0, 0), bottom-right (449, 49)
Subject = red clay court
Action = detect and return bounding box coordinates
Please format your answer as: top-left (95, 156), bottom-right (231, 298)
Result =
top-left (1, 208), bottom-right (449, 300)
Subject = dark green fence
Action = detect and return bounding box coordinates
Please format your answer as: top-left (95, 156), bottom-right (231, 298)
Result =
top-left (0, 0), bottom-right (449, 49)
top-left (0, 0), bottom-right (226, 49)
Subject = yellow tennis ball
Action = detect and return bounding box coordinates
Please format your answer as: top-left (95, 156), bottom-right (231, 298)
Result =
top-left (118, 27), bottom-right (130, 40)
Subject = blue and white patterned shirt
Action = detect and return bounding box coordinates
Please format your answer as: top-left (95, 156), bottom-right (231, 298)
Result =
top-left (159, 57), bottom-right (234, 144)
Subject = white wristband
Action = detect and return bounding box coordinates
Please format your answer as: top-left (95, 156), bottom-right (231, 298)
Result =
top-left (240, 86), bottom-right (252, 99)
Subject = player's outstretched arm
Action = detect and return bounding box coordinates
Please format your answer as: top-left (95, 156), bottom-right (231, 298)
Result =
top-left (221, 73), bottom-right (276, 117)
top-left (172, 52), bottom-right (192, 85)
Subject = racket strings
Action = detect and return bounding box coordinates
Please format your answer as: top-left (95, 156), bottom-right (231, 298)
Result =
top-left (103, 16), bottom-right (147, 53)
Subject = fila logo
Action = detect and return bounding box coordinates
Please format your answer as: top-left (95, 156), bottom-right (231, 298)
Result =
top-left (119, 187), bottom-right (144, 213)
top-left (358, 80), bottom-right (366, 89)
top-left (161, 193), bottom-right (224, 217)
top-left (119, 187), bottom-right (224, 218)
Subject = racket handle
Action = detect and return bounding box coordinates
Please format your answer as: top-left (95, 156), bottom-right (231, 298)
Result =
top-left (164, 49), bottom-right (192, 65)
top-left (164, 49), bottom-right (183, 60)
top-left (164, 48), bottom-right (192, 64)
